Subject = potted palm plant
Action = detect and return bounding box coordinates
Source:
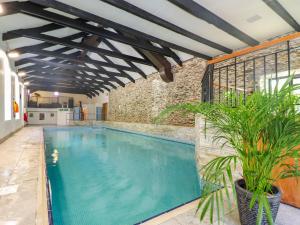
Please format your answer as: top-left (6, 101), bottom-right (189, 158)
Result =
top-left (156, 76), bottom-right (300, 225)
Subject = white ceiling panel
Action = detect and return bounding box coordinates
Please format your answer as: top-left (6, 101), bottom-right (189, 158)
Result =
top-left (6, 37), bottom-right (42, 49)
top-left (43, 27), bottom-right (81, 38)
top-left (57, 0), bottom-right (223, 57)
top-left (44, 45), bottom-right (65, 51)
top-left (0, 13), bottom-right (48, 33)
top-left (195, 0), bottom-right (294, 42)
top-left (125, 0), bottom-right (247, 50)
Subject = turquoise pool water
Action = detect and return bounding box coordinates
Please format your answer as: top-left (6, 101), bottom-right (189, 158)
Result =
top-left (44, 127), bottom-right (201, 225)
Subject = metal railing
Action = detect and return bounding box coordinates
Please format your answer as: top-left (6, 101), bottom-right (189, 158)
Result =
top-left (67, 113), bottom-right (103, 125)
top-left (202, 41), bottom-right (300, 105)
top-left (28, 96), bottom-right (74, 108)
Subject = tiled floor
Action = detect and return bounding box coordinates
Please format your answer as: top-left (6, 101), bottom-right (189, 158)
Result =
top-left (0, 127), bottom-right (43, 225)
top-left (155, 203), bottom-right (300, 225)
top-left (0, 126), bottom-right (299, 225)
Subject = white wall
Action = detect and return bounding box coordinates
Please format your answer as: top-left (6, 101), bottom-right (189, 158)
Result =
top-left (27, 108), bottom-right (57, 125)
top-left (0, 41), bottom-right (24, 140)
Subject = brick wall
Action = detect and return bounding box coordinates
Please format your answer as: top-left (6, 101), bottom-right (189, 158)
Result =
top-left (108, 58), bottom-right (207, 126)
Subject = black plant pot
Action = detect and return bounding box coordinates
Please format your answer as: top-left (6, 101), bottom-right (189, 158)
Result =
top-left (235, 179), bottom-right (281, 225)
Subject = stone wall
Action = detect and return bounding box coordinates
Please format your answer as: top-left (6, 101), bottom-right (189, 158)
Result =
top-left (71, 120), bottom-right (195, 143)
top-left (108, 58), bottom-right (207, 126)
top-left (212, 37), bottom-right (300, 103)
top-left (195, 115), bottom-right (241, 180)
top-left (107, 37), bottom-right (300, 126)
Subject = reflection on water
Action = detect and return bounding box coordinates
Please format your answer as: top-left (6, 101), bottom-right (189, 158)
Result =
top-left (51, 149), bottom-right (59, 164)
top-left (44, 127), bottom-right (201, 225)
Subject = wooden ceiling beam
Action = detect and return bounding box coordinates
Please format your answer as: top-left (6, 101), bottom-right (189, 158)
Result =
top-left (140, 49), bottom-right (173, 83)
top-left (2, 1), bottom-right (172, 57)
top-left (27, 79), bottom-right (103, 94)
top-left (160, 46), bottom-right (183, 66)
top-left (22, 66), bottom-right (118, 89)
top-left (26, 73), bottom-right (114, 92)
top-left (168, 0), bottom-right (259, 46)
top-left (89, 37), bottom-right (136, 83)
top-left (79, 34), bottom-right (136, 83)
top-left (28, 84), bottom-right (96, 96)
top-left (4, 29), bottom-right (152, 66)
top-left (119, 32), bottom-right (174, 82)
top-left (4, 7), bottom-right (169, 76)
top-left (208, 32), bottom-right (300, 64)
top-left (18, 57), bottom-right (132, 80)
top-left (28, 0), bottom-right (211, 59)
top-left (101, 39), bottom-right (147, 79)
top-left (263, 0), bottom-right (300, 31)
top-left (10, 32), bottom-right (86, 54)
top-left (16, 47), bottom-right (119, 90)
top-left (15, 48), bottom-right (141, 73)
top-left (31, 82), bottom-right (102, 95)
top-left (101, 0), bottom-right (232, 54)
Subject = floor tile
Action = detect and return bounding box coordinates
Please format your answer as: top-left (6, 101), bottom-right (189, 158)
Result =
top-left (0, 185), bottom-right (18, 196)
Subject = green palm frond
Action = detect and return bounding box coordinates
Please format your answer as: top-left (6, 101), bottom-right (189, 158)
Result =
top-left (156, 74), bottom-right (300, 225)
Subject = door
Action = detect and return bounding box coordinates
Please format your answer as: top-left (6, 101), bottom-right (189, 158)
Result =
top-left (102, 103), bottom-right (108, 121)
top-left (96, 107), bottom-right (102, 121)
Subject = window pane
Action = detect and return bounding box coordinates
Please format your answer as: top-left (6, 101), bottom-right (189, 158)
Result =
top-left (39, 113), bottom-right (45, 120)
top-left (0, 50), bottom-right (12, 121)
top-left (14, 73), bottom-right (20, 119)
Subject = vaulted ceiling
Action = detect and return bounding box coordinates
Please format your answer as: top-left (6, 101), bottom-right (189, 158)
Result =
top-left (0, 0), bottom-right (299, 97)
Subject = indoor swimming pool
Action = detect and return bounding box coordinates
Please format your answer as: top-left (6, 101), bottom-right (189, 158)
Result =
top-left (44, 127), bottom-right (201, 225)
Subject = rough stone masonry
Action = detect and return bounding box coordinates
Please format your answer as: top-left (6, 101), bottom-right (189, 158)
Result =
top-left (108, 57), bottom-right (207, 126)
top-left (108, 37), bottom-right (300, 126)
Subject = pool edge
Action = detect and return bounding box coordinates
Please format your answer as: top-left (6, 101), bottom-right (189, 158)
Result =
top-left (44, 124), bottom-right (195, 145)
top-left (41, 128), bottom-right (54, 225)
top-left (97, 125), bottom-right (195, 145)
top-left (139, 198), bottom-right (200, 225)
top-left (36, 127), bottom-right (51, 225)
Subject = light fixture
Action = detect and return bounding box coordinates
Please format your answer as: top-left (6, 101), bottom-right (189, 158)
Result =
top-left (7, 51), bottom-right (20, 58)
top-left (24, 81), bottom-right (30, 86)
top-left (18, 71), bottom-right (26, 77)
top-left (54, 91), bottom-right (59, 96)
top-left (0, 5), bottom-right (3, 14)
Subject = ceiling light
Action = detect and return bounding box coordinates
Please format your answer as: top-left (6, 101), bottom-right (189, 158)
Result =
top-left (24, 81), bottom-right (30, 86)
top-left (7, 51), bottom-right (20, 58)
top-left (18, 71), bottom-right (26, 77)
top-left (54, 91), bottom-right (59, 96)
